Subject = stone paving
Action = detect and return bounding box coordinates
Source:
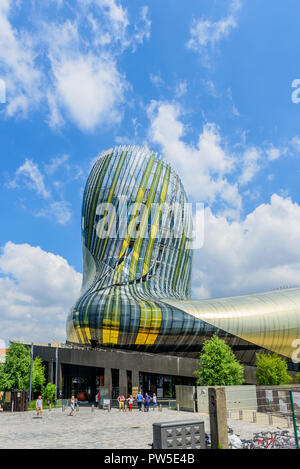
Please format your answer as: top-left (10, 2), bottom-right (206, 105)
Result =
top-left (0, 407), bottom-right (295, 449)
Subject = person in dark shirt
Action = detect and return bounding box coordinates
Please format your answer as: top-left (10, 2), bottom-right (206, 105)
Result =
top-left (143, 393), bottom-right (151, 412)
top-left (136, 391), bottom-right (143, 412)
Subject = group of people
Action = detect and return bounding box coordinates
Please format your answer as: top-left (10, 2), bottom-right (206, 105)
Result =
top-left (117, 392), bottom-right (158, 412)
top-left (34, 391), bottom-right (159, 416)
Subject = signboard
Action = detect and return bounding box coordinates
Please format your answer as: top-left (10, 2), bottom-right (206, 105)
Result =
top-left (99, 388), bottom-right (109, 405)
top-left (132, 386), bottom-right (139, 397)
top-left (157, 388), bottom-right (163, 398)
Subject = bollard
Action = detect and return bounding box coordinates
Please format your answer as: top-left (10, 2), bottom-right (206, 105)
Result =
top-left (91, 405), bottom-right (95, 413)
top-left (76, 405), bottom-right (79, 412)
top-left (239, 410), bottom-right (243, 420)
top-left (177, 403), bottom-right (180, 412)
top-left (159, 404), bottom-right (162, 412)
top-left (48, 403), bottom-right (52, 411)
top-left (287, 416), bottom-right (291, 428)
top-left (268, 413), bottom-right (273, 425)
top-left (208, 387), bottom-right (229, 449)
top-left (252, 411), bottom-right (257, 423)
top-left (62, 405), bottom-right (65, 412)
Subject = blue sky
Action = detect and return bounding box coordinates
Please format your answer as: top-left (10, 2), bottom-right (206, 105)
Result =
top-left (1, 0), bottom-right (300, 344)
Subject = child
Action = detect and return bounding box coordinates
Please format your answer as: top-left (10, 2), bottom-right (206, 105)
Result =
top-left (69, 395), bottom-right (76, 416)
top-left (152, 393), bottom-right (158, 410)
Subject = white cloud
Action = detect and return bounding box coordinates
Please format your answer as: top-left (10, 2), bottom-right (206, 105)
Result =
top-left (44, 154), bottom-right (69, 175)
top-left (289, 136), bottom-right (300, 153)
top-left (0, 0), bottom-right (42, 116)
top-left (36, 201), bottom-right (72, 225)
top-left (203, 79), bottom-right (220, 98)
top-left (7, 158), bottom-right (50, 199)
top-left (7, 157), bottom-right (82, 225)
top-left (193, 194), bottom-right (300, 299)
top-left (97, 0), bottom-right (129, 28)
top-left (0, 0), bottom-right (151, 130)
top-left (0, 242), bottom-right (82, 343)
top-left (175, 81), bottom-right (188, 98)
top-left (147, 100), bottom-right (242, 216)
top-left (49, 54), bottom-right (127, 131)
top-left (266, 145), bottom-right (286, 161)
top-left (150, 73), bottom-right (164, 87)
top-left (187, 0), bottom-right (241, 56)
top-left (239, 147), bottom-right (261, 186)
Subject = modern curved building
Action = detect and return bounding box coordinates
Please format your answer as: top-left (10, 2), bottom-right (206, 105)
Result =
top-left (67, 145), bottom-right (300, 366)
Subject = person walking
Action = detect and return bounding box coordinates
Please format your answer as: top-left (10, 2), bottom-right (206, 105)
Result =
top-left (127, 395), bottom-right (134, 412)
top-left (152, 393), bottom-right (158, 410)
top-left (117, 394), bottom-right (125, 411)
top-left (69, 395), bottom-right (76, 416)
top-left (95, 391), bottom-right (100, 408)
top-left (35, 395), bottom-right (43, 417)
top-left (144, 393), bottom-right (151, 412)
top-left (0, 391), bottom-right (3, 412)
top-left (136, 391), bottom-right (143, 412)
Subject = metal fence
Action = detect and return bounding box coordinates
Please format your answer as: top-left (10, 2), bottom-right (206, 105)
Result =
top-left (175, 385), bottom-right (300, 449)
top-left (225, 388), bottom-right (300, 449)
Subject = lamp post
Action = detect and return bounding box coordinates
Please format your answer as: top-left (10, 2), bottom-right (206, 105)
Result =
top-left (28, 343), bottom-right (34, 408)
top-left (55, 346), bottom-right (58, 402)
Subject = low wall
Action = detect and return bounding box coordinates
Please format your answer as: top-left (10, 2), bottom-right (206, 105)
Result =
top-left (176, 384), bottom-right (300, 416)
top-left (196, 385), bottom-right (257, 412)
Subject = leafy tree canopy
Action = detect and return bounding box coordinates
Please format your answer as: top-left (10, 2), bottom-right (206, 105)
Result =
top-left (194, 334), bottom-right (244, 386)
top-left (0, 342), bottom-right (45, 392)
top-left (256, 352), bottom-right (292, 385)
top-left (42, 383), bottom-right (56, 402)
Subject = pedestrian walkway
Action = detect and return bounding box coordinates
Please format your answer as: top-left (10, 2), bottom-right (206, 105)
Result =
top-left (0, 407), bottom-right (293, 449)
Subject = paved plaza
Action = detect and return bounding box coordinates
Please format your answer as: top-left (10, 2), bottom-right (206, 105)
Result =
top-left (0, 406), bottom-right (295, 449)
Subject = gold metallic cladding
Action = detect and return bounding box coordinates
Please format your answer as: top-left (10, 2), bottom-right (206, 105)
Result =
top-left (160, 287), bottom-right (300, 359)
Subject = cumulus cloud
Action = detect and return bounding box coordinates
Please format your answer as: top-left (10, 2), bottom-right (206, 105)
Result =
top-left (0, 242), bottom-right (82, 343)
top-left (49, 54), bottom-right (127, 131)
top-left (147, 100), bottom-right (242, 216)
top-left (0, 0), bottom-right (150, 130)
top-left (187, 0), bottom-right (241, 59)
top-left (0, 0), bottom-right (42, 116)
top-left (193, 194), bottom-right (300, 299)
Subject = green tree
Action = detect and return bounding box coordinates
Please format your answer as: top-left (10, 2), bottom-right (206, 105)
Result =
top-left (194, 334), bottom-right (244, 386)
top-left (0, 343), bottom-right (45, 392)
top-left (42, 383), bottom-right (56, 402)
top-left (32, 356), bottom-right (46, 392)
top-left (256, 352), bottom-right (292, 385)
